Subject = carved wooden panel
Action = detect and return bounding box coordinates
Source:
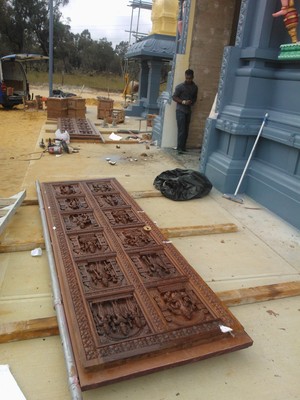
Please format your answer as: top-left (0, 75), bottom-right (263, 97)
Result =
top-left (57, 118), bottom-right (103, 141)
top-left (40, 178), bottom-right (253, 390)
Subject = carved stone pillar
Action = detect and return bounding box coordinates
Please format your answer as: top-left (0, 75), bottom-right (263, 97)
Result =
top-left (144, 59), bottom-right (162, 114)
top-left (139, 60), bottom-right (149, 100)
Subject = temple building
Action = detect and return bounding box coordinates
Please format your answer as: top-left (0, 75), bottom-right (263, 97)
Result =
top-left (144, 0), bottom-right (300, 230)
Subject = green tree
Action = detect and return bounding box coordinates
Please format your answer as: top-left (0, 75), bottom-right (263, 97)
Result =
top-left (115, 41), bottom-right (129, 59)
top-left (115, 40), bottom-right (129, 76)
top-left (0, 0), bottom-right (12, 54)
top-left (0, 0), bottom-right (130, 76)
top-left (0, 0), bottom-right (69, 54)
top-left (53, 23), bottom-right (77, 73)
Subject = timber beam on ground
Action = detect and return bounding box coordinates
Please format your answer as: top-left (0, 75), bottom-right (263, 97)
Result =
top-left (0, 240), bottom-right (45, 253)
top-left (0, 222), bottom-right (238, 253)
top-left (1, 281), bottom-right (299, 344)
top-left (160, 223), bottom-right (238, 238)
top-left (217, 280), bottom-right (300, 306)
top-left (21, 190), bottom-right (163, 206)
top-left (0, 189), bottom-right (239, 253)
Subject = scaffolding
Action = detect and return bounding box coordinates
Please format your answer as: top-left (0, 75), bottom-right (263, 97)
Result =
top-left (127, 0), bottom-right (153, 44)
top-left (122, 1), bottom-right (152, 102)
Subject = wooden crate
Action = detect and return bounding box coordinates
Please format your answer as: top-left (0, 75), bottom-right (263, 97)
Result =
top-left (112, 109), bottom-right (125, 124)
top-left (97, 108), bottom-right (113, 120)
top-left (35, 95), bottom-right (43, 110)
top-left (46, 97), bottom-right (68, 110)
top-left (47, 109), bottom-right (68, 119)
top-left (25, 100), bottom-right (37, 109)
top-left (97, 97), bottom-right (114, 110)
top-left (97, 97), bottom-right (114, 120)
top-left (67, 108), bottom-right (86, 118)
top-left (67, 97), bottom-right (86, 110)
top-left (147, 114), bottom-right (157, 127)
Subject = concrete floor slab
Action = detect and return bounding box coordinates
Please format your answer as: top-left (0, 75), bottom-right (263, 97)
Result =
top-left (137, 195), bottom-right (234, 228)
top-left (0, 295), bottom-right (55, 324)
top-left (0, 206), bottom-right (43, 249)
top-left (22, 144), bottom-right (179, 199)
top-left (0, 252), bottom-right (51, 298)
top-left (172, 233), bottom-right (299, 287)
top-left (0, 251), bottom-right (53, 323)
top-left (210, 189), bottom-right (300, 270)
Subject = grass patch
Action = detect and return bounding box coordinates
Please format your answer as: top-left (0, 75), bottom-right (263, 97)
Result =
top-left (26, 71), bottom-right (125, 92)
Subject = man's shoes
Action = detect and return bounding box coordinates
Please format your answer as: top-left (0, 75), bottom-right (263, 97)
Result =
top-left (177, 148), bottom-right (187, 155)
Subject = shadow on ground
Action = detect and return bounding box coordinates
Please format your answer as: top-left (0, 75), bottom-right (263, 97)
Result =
top-left (163, 147), bottom-right (201, 170)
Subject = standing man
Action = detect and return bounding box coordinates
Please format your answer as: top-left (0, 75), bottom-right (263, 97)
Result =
top-left (172, 69), bottom-right (198, 154)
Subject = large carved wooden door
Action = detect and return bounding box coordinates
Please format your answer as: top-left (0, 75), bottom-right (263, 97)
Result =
top-left (40, 178), bottom-right (252, 390)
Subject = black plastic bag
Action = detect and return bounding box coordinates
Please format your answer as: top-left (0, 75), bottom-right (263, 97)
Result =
top-left (153, 168), bottom-right (212, 201)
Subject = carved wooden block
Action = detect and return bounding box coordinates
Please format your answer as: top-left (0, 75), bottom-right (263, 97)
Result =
top-left (40, 178), bottom-right (253, 390)
top-left (57, 118), bottom-right (102, 141)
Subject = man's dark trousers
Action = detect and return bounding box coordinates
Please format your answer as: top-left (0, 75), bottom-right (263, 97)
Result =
top-left (176, 109), bottom-right (191, 151)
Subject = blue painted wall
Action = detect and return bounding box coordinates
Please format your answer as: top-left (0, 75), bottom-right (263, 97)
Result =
top-left (201, 0), bottom-right (300, 230)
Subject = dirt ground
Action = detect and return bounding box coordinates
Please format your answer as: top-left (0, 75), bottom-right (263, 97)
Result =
top-left (0, 85), bottom-right (126, 198)
top-left (0, 84), bottom-right (198, 200)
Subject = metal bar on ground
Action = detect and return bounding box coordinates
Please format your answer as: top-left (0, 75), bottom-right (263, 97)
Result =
top-left (36, 181), bottom-right (82, 400)
top-left (0, 190), bottom-right (26, 235)
top-left (223, 112), bottom-right (269, 203)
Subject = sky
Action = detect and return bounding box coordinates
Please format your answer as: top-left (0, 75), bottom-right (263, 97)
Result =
top-left (60, 0), bottom-right (153, 47)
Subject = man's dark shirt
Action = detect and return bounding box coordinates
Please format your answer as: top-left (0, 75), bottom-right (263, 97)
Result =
top-left (173, 81), bottom-right (198, 114)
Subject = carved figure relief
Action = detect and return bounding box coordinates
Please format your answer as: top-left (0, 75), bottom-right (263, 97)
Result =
top-left (131, 252), bottom-right (178, 281)
top-left (69, 233), bottom-right (110, 256)
top-left (77, 258), bottom-right (125, 292)
top-left (88, 182), bottom-right (114, 193)
top-left (90, 297), bottom-right (150, 343)
top-left (54, 183), bottom-right (81, 196)
top-left (95, 194), bottom-right (126, 208)
top-left (104, 208), bottom-right (139, 226)
top-left (153, 286), bottom-right (213, 328)
top-left (63, 212), bottom-right (99, 231)
top-left (117, 228), bottom-right (156, 249)
top-left (58, 196), bottom-right (88, 211)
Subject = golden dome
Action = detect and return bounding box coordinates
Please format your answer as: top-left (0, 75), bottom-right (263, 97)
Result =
top-left (151, 0), bottom-right (178, 36)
